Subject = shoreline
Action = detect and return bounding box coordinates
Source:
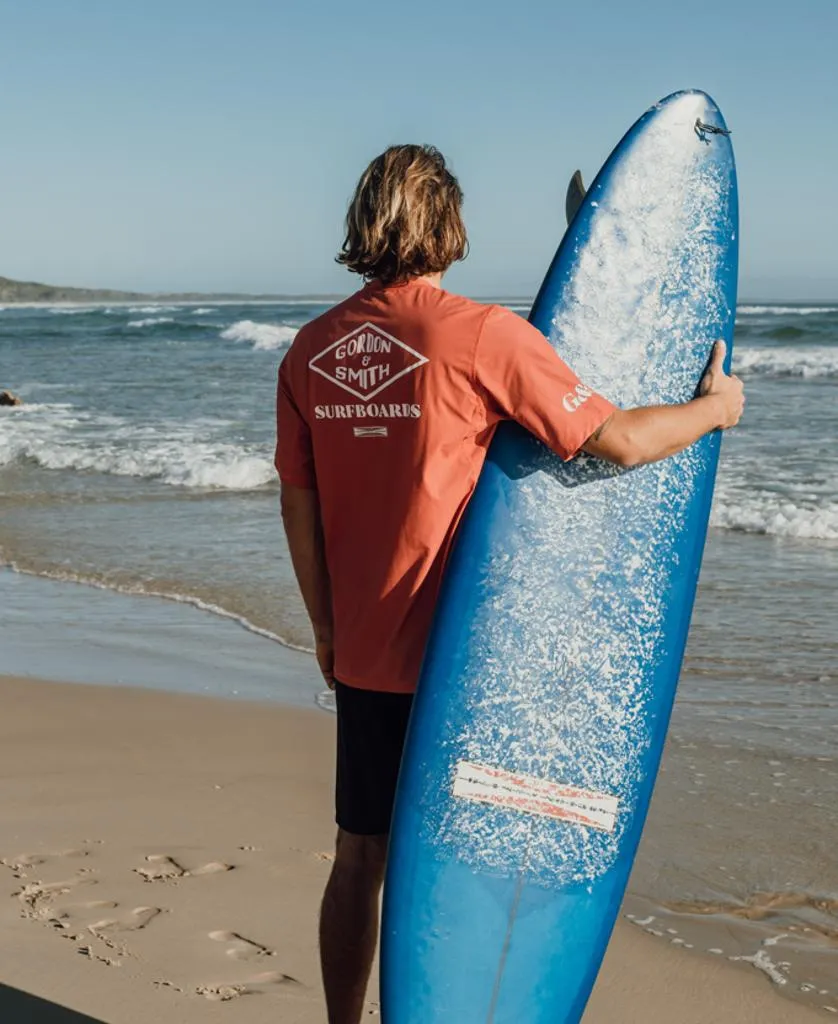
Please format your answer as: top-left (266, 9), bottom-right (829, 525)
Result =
top-left (0, 673), bottom-right (828, 1022)
top-left (2, 565), bottom-right (837, 1015)
top-left (0, 557), bottom-right (312, 653)
top-left (0, 565), bottom-right (321, 709)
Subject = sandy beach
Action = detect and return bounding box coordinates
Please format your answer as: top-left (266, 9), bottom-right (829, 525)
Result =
top-left (2, 0), bottom-right (836, 1015)
top-left (0, 674), bottom-right (828, 1023)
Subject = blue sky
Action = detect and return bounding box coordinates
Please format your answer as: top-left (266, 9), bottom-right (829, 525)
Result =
top-left (1, 0), bottom-right (836, 299)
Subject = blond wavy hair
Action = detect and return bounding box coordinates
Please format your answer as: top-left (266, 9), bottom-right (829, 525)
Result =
top-left (336, 145), bottom-right (468, 284)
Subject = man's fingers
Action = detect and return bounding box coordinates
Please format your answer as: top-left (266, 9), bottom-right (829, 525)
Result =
top-left (712, 339), bottom-right (727, 370)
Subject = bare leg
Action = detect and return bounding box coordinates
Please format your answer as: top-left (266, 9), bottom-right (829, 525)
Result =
top-left (320, 829), bottom-right (388, 1024)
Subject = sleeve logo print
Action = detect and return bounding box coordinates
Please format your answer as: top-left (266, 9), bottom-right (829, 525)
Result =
top-left (308, 322), bottom-right (429, 401)
top-left (562, 382), bottom-right (594, 413)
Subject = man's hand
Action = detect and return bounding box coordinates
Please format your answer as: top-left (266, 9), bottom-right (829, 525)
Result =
top-left (582, 338), bottom-right (745, 467)
top-left (316, 636), bottom-right (335, 690)
top-left (280, 482), bottom-right (335, 688)
top-left (699, 339), bottom-right (745, 429)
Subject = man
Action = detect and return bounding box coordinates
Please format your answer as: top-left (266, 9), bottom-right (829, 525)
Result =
top-left (275, 144), bottom-right (744, 1024)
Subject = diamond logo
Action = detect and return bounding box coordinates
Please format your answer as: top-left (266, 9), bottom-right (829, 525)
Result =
top-left (308, 322), bottom-right (428, 401)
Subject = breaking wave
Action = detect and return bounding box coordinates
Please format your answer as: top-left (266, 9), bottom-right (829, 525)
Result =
top-left (126, 317), bottom-right (175, 328)
top-left (734, 346), bottom-right (838, 378)
top-left (125, 305), bottom-right (182, 314)
top-left (0, 403), bottom-right (274, 490)
top-left (220, 320), bottom-right (298, 351)
top-left (712, 493), bottom-right (838, 542)
top-left (738, 305), bottom-right (838, 316)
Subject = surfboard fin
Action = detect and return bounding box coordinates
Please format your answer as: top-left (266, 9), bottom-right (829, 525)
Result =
top-left (565, 170), bottom-right (586, 226)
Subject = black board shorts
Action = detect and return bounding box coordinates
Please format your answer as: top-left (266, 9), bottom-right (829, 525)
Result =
top-left (334, 680), bottom-right (414, 836)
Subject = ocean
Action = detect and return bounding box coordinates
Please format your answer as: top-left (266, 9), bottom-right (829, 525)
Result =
top-left (1, 299), bottom-right (837, 1010)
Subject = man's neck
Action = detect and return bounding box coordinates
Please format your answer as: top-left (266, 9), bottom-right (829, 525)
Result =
top-left (367, 273), bottom-right (445, 290)
top-left (422, 272), bottom-right (444, 289)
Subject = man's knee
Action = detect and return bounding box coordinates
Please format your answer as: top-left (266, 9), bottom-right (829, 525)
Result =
top-left (333, 829), bottom-right (388, 879)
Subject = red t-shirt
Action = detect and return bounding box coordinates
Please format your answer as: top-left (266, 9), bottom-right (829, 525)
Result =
top-left (275, 277), bottom-right (615, 693)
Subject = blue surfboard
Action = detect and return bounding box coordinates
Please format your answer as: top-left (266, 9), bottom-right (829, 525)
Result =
top-left (381, 90), bottom-right (738, 1023)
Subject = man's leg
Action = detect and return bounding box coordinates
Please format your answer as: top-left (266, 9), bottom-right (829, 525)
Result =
top-left (319, 829), bottom-right (387, 1024)
top-left (323, 680), bottom-right (414, 1022)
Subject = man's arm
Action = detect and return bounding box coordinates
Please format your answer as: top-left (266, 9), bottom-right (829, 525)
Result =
top-left (582, 340), bottom-right (744, 467)
top-left (280, 482), bottom-right (335, 687)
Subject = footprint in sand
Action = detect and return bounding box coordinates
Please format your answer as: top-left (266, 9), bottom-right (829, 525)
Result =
top-left (195, 984), bottom-right (246, 1002)
top-left (20, 886), bottom-right (164, 947)
top-left (4, 845), bottom-right (103, 930)
top-left (44, 899), bottom-right (117, 936)
top-left (77, 904), bottom-right (163, 958)
top-left (15, 875), bottom-right (99, 922)
top-left (192, 861), bottom-right (233, 876)
top-left (134, 855), bottom-right (187, 882)
top-left (4, 843), bottom-right (167, 967)
top-left (208, 929), bottom-right (275, 961)
top-left (196, 969), bottom-right (301, 1001)
top-left (134, 854), bottom-right (233, 883)
top-left (87, 904), bottom-right (163, 938)
top-left (2, 846), bottom-right (93, 879)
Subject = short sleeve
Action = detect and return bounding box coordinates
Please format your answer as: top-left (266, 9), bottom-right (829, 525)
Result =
top-left (474, 306), bottom-right (616, 461)
top-left (275, 352), bottom-right (316, 489)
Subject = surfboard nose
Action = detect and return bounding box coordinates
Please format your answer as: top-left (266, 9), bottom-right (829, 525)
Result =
top-left (656, 89), bottom-right (729, 132)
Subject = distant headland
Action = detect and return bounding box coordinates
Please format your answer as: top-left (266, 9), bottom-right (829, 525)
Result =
top-left (0, 275), bottom-right (343, 304)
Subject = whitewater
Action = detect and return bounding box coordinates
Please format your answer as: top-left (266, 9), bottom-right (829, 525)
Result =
top-left (2, 301), bottom-right (836, 545)
top-left (0, 297), bottom-right (836, 653)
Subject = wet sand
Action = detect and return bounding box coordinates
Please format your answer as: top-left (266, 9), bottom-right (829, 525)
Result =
top-left (0, 675), bottom-right (829, 1022)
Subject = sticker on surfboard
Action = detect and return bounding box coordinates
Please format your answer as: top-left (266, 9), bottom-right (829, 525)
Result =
top-left (452, 761), bottom-right (618, 833)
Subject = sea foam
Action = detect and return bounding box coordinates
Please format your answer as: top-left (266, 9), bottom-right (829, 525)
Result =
top-left (738, 305), bottom-right (838, 316)
top-left (33, 440), bottom-right (274, 490)
top-left (0, 403), bottom-right (274, 490)
top-left (126, 305), bottom-right (181, 314)
top-left (126, 317), bottom-right (175, 328)
top-left (220, 320), bottom-right (298, 351)
top-left (734, 346), bottom-right (838, 378)
top-left (711, 492), bottom-right (838, 541)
